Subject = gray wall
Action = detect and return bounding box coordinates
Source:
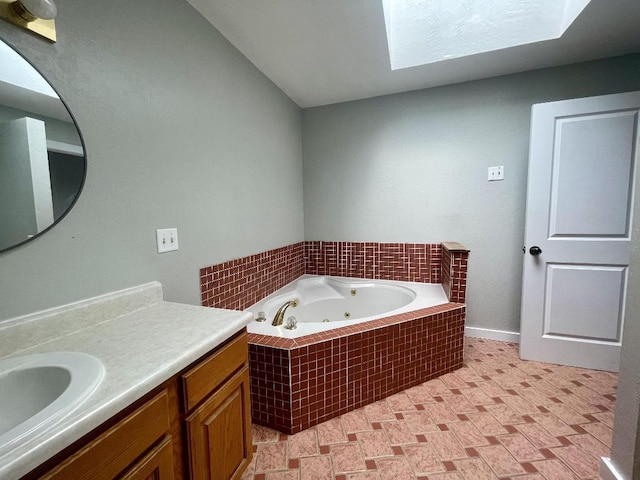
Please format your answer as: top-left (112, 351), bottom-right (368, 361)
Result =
top-left (0, 0), bottom-right (304, 322)
top-left (0, 0), bottom-right (637, 336)
top-left (302, 56), bottom-right (640, 334)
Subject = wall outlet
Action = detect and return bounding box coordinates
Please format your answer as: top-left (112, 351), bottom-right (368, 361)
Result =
top-left (488, 166), bottom-right (504, 181)
top-left (156, 228), bottom-right (179, 253)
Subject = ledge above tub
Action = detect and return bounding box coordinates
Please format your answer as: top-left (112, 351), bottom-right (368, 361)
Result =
top-left (442, 241), bottom-right (470, 253)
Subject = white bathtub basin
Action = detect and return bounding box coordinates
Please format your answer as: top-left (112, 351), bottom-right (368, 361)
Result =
top-left (247, 275), bottom-right (449, 338)
top-left (0, 352), bottom-right (105, 456)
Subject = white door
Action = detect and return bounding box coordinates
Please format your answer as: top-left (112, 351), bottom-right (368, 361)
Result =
top-left (520, 91), bottom-right (640, 372)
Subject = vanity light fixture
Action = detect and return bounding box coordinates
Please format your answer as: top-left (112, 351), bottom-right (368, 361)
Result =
top-left (0, 0), bottom-right (57, 42)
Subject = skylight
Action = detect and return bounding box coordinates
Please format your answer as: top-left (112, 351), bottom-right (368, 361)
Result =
top-left (382, 0), bottom-right (592, 70)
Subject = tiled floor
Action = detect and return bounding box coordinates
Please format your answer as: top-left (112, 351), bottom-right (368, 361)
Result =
top-left (242, 337), bottom-right (616, 480)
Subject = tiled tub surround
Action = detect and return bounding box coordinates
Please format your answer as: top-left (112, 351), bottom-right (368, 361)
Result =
top-left (200, 241), bottom-right (469, 311)
top-left (0, 282), bottom-right (252, 480)
top-left (200, 241), bottom-right (470, 434)
top-left (442, 242), bottom-right (471, 304)
top-left (249, 303), bottom-right (465, 434)
top-left (200, 243), bottom-right (305, 311)
top-left (304, 242), bottom-right (443, 283)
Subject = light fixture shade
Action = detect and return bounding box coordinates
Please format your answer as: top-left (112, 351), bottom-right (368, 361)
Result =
top-left (18, 0), bottom-right (57, 20)
top-left (0, 0), bottom-right (57, 41)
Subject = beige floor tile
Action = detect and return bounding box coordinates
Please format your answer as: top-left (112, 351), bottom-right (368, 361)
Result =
top-left (364, 401), bottom-right (396, 423)
top-left (422, 402), bottom-right (459, 424)
top-left (346, 473), bottom-right (381, 480)
top-left (424, 431), bottom-right (467, 460)
top-left (466, 412), bottom-right (509, 436)
top-left (569, 433), bottom-right (610, 459)
top-left (316, 417), bottom-right (348, 445)
top-left (356, 430), bottom-right (394, 458)
top-left (288, 429), bottom-right (320, 458)
top-left (401, 411), bottom-right (439, 434)
top-left (267, 472), bottom-right (299, 480)
top-left (424, 379), bottom-right (454, 396)
top-left (517, 423), bottom-right (563, 449)
top-left (581, 422), bottom-right (613, 448)
top-left (386, 392), bottom-right (417, 412)
top-left (426, 473), bottom-right (463, 480)
top-left (300, 456), bottom-right (332, 480)
top-left (402, 443), bottom-right (446, 475)
top-left (381, 420), bottom-right (416, 445)
top-left (551, 445), bottom-right (600, 478)
top-left (449, 421), bottom-right (490, 447)
top-left (375, 457), bottom-right (414, 480)
top-left (531, 459), bottom-right (580, 480)
top-left (341, 410), bottom-right (374, 433)
top-left (331, 444), bottom-right (367, 473)
top-left (497, 433), bottom-right (545, 462)
top-left (256, 442), bottom-right (288, 472)
top-left (476, 444), bottom-right (525, 476)
top-left (241, 338), bottom-right (614, 480)
top-left (454, 457), bottom-right (498, 480)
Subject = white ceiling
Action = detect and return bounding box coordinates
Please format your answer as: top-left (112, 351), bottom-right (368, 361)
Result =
top-left (186, 0), bottom-right (640, 108)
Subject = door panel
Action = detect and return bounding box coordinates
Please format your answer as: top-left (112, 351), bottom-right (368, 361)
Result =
top-left (550, 112), bottom-right (637, 237)
top-left (520, 91), bottom-right (640, 372)
top-left (544, 264), bottom-right (626, 341)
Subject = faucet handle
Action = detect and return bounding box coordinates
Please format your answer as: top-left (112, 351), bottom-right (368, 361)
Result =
top-left (285, 316), bottom-right (298, 330)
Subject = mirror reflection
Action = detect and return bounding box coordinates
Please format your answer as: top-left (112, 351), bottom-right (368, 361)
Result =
top-left (0, 39), bottom-right (85, 253)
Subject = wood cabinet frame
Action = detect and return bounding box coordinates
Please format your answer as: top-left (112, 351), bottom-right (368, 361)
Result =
top-left (21, 330), bottom-right (251, 480)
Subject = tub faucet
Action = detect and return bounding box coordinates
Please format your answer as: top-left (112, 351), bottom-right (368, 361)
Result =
top-left (272, 299), bottom-right (299, 326)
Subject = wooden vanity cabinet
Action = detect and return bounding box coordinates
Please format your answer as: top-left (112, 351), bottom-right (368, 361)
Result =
top-left (40, 390), bottom-right (174, 480)
top-left (182, 331), bottom-right (252, 480)
top-left (26, 329), bottom-right (251, 480)
top-left (120, 435), bottom-right (175, 480)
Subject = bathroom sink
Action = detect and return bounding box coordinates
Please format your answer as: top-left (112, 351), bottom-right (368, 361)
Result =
top-left (0, 352), bottom-right (105, 455)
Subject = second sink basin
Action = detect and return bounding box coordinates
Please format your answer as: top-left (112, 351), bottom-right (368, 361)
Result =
top-left (0, 351), bottom-right (105, 456)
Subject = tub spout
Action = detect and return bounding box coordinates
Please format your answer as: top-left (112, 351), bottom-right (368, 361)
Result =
top-left (272, 299), bottom-right (299, 326)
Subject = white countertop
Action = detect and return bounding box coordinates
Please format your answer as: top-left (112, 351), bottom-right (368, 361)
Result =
top-left (0, 282), bottom-right (252, 480)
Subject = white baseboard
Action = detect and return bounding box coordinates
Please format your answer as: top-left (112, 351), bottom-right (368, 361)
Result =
top-left (601, 457), bottom-right (627, 480)
top-left (465, 326), bottom-right (520, 344)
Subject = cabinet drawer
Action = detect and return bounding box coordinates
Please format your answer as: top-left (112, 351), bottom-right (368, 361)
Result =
top-left (120, 435), bottom-right (175, 480)
top-left (182, 331), bottom-right (248, 412)
top-left (42, 390), bottom-right (170, 480)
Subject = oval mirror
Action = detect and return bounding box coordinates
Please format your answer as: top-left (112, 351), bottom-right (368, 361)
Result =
top-left (0, 39), bottom-right (85, 254)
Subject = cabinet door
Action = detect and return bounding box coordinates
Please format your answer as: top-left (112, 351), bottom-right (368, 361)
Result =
top-left (185, 367), bottom-right (252, 480)
top-left (121, 436), bottom-right (175, 480)
top-left (42, 391), bottom-right (171, 480)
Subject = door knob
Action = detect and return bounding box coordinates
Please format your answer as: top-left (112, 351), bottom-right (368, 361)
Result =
top-left (529, 246), bottom-right (542, 256)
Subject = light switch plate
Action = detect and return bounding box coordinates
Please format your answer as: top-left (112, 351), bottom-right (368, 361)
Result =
top-left (488, 166), bottom-right (504, 181)
top-left (156, 228), bottom-right (179, 253)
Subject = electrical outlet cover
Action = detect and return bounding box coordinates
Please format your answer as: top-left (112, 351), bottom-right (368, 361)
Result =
top-left (488, 166), bottom-right (504, 181)
top-left (156, 228), bottom-right (179, 253)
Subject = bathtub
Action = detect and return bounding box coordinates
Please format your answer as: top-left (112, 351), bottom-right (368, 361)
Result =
top-left (245, 274), bottom-right (466, 434)
top-left (246, 275), bottom-right (449, 338)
